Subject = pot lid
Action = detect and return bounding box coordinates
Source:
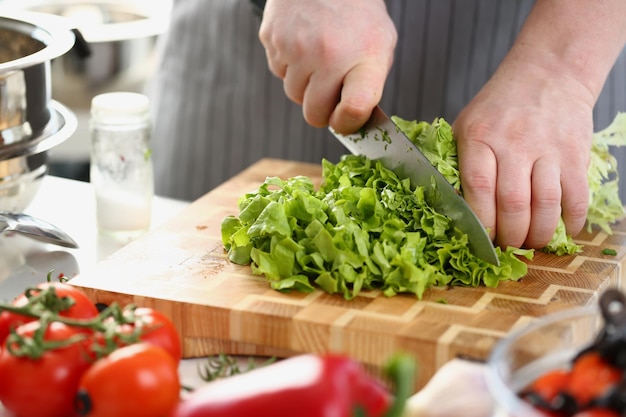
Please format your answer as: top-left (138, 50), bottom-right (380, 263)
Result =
top-left (0, 10), bottom-right (75, 72)
top-left (4, 0), bottom-right (171, 43)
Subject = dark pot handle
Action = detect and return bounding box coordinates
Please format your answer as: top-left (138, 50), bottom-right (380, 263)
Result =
top-left (70, 28), bottom-right (91, 59)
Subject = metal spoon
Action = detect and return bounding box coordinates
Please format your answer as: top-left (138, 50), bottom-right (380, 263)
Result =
top-left (0, 212), bottom-right (79, 248)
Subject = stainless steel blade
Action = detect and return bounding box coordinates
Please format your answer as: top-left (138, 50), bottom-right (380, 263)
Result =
top-left (0, 212), bottom-right (79, 248)
top-left (330, 106), bottom-right (499, 266)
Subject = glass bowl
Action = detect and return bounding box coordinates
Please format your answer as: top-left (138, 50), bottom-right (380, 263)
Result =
top-left (486, 304), bottom-right (604, 417)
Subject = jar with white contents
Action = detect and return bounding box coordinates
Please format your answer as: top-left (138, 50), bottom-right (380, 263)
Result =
top-left (89, 92), bottom-right (154, 240)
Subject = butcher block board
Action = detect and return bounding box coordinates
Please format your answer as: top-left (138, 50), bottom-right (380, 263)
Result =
top-left (70, 158), bottom-right (626, 388)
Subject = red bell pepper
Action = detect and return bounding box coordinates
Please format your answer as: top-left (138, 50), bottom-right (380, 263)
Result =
top-left (171, 353), bottom-right (395, 417)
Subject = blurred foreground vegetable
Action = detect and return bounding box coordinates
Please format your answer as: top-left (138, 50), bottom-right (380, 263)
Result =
top-left (171, 353), bottom-right (415, 417)
top-left (0, 320), bottom-right (92, 417)
top-left (400, 358), bottom-right (492, 417)
top-left (0, 279), bottom-right (182, 417)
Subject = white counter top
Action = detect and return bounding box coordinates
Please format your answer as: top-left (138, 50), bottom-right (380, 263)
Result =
top-left (0, 175), bottom-right (189, 301)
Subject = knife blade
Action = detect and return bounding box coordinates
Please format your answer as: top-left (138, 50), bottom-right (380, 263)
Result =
top-left (329, 106), bottom-right (499, 266)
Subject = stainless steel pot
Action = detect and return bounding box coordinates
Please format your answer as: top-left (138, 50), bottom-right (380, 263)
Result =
top-left (0, 100), bottom-right (77, 212)
top-left (10, 0), bottom-right (170, 112)
top-left (4, 0), bottom-right (171, 165)
top-left (0, 10), bottom-right (78, 212)
top-left (0, 11), bottom-right (75, 146)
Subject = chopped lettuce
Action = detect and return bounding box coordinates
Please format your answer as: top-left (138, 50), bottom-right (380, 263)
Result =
top-left (221, 113), bottom-right (626, 299)
top-left (393, 117), bottom-right (461, 191)
top-left (587, 112), bottom-right (626, 234)
top-left (221, 119), bottom-right (532, 300)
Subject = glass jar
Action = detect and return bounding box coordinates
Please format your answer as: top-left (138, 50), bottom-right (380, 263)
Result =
top-left (89, 92), bottom-right (154, 240)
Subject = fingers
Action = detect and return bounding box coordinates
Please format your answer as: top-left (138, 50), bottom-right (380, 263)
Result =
top-left (465, 152), bottom-right (565, 249)
top-left (327, 62), bottom-right (388, 134)
top-left (457, 138), bottom-right (497, 242)
top-left (458, 125), bottom-right (583, 250)
top-left (465, 153), bottom-right (588, 250)
top-left (525, 158), bottom-right (562, 248)
top-left (258, 0), bottom-right (397, 133)
top-left (282, 61), bottom-right (310, 105)
top-left (282, 60), bottom-right (388, 132)
top-left (262, 44), bottom-right (287, 80)
top-left (560, 162), bottom-right (589, 238)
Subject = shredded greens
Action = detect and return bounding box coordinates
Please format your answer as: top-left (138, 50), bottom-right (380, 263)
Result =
top-left (587, 113), bottom-right (626, 234)
top-left (221, 113), bottom-right (626, 299)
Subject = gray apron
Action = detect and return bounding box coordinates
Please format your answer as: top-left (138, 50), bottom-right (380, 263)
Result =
top-left (147, 0), bottom-right (626, 201)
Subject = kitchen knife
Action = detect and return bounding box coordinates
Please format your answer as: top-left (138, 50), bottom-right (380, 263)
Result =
top-left (330, 106), bottom-right (499, 266)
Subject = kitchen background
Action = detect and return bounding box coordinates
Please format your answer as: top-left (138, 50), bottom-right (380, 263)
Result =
top-left (2, 0), bottom-right (626, 204)
top-left (0, 0), bottom-right (172, 182)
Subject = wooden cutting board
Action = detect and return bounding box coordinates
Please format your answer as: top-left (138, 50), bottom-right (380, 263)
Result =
top-left (70, 158), bottom-right (626, 388)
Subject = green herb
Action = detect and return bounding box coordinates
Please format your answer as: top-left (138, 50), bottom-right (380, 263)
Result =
top-left (197, 354), bottom-right (276, 382)
top-left (602, 248), bottom-right (618, 256)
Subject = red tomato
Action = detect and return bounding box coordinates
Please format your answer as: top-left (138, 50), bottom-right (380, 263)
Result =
top-left (572, 409), bottom-right (621, 417)
top-left (0, 282), bottom-right (98, 345)
top-left (131, 307), bottom-right (182, 362)
top-left (0, 321), bottom-right (92, 417)
top-left (91, 307), bottom-right (182, 362)
top-left (567, 352), bottom-right (622, 407)
top-left (75, 343), bottom-right (180, 417)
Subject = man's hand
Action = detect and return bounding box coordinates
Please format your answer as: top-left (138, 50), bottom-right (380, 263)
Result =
top-left (259, 0), bottom-right (397, 134)
top-left (454, 0), bottom-right (626, 249)
top-left (453, 57), bottom-right (594, 249)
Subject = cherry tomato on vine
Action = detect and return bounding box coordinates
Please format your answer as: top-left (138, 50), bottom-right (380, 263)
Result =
top-left (567, 352), bottom-right (622, 407)
top-left (0, 320), bottom-right (92, 417)
top-left (75, 343), bottom-right (180, 417)
top-left (91, 307), bottom-right (181, 362)
top-left (0, 282), bottom-right (98, 345)
top-left (130, 307), bottom-right (182, 362)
